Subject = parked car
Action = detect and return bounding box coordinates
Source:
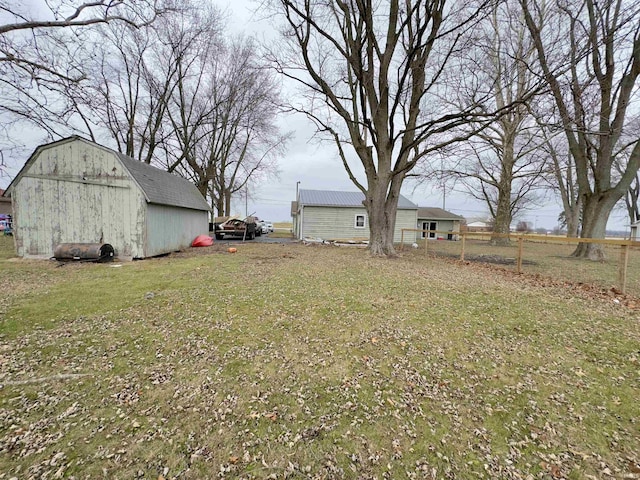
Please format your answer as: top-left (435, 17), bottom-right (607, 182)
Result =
top-left (215, 217), bottom-right (257, 240)
top-left (254, 220), bottom-right (265, 236)
top-left (264, 222), bottom-right (274, 233)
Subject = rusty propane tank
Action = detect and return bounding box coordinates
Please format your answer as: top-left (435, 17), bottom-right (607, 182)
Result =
top-left (53, 243), bottom-right (115, 262)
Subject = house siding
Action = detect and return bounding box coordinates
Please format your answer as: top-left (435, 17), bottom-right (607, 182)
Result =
top-left (395, 209), bottom-right (417, 243)
top-left (145, 204), bottom-right (208, 257)
top-left (300, 206), bottom-right (416, 243)
top-left (12, 141), bottom-right (144, 258)
top-left (417, 219), bottom-right (460, 238)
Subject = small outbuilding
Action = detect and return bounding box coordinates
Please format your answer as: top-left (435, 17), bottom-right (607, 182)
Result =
top-left (292, 189), bottom-right (418, 243)
top-left (3, 136), bottom-right (210, 259)
top-left (417, 207), bottom-right (464, 240)
top-left (466, 219), bottom-right (492, 233)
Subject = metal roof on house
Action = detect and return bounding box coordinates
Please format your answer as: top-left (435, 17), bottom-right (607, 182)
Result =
top-left (299, 189), bottom-right (418, 209)
top-left (417, 207), bottom-right (464, 221)
top-left (116, 152), bottom-right (209, 211)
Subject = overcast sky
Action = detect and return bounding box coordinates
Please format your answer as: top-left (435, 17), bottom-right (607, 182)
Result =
top-left (221, 0), bottom-right (631, 230)
top-left (0, 0), bottom-right (632, 231)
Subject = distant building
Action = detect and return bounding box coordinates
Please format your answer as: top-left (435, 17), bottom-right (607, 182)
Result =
top-left (3, 137), bottom-right (210, 259)
top-left (292, 189), bottom-right (418, 243)
top-left (466, 219), bottom-right (493, 232)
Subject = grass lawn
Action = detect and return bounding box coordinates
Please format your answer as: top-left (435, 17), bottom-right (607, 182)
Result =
top-left (1, 236), bottom-right (639, 479)
top-left (273, 222), bottom-right (292, 230)
top-left (268, 230), bottom-right (294, 239)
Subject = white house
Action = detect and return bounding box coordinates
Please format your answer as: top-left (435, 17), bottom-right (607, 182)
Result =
top-left (292, 189), bottom-right (418, 243)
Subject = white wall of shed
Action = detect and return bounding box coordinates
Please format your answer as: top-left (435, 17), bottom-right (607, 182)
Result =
top-left (145, 204), bottom-right (208, 257)
top-left (11, 141), bottom-right (145, 258)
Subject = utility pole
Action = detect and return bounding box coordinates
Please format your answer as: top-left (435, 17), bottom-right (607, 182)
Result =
top-left (245, 184), bottom-right (248, 217)
top-left (440, 157), bottom-right (446, 210)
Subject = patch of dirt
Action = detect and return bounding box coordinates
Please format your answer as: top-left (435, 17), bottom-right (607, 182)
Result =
top-left (435, 251), bottom-right (537, 266)
top-left (157, 244), bottom-right (231, 259)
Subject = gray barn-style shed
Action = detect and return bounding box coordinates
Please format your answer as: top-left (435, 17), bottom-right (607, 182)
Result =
top-left (292, 189), bottom-right (418, 243)
top-left (4, 137), bottom-right (210, 259)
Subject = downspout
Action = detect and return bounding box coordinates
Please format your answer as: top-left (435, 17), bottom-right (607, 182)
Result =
top-left (300, 205), bottom-right (304, 240)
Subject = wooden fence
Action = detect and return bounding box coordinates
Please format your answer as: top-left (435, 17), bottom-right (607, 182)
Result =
top-left (400, 229), bottom-right (640, 294)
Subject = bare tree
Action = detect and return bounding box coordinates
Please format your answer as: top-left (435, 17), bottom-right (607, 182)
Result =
top-left (166, 36), bottom-right (287, 216)
top-left (55, 2), bottom-right (217, 164)
top-left (0, 1), bottom-right (165, 139)
top-left (446, 138), bottom-right (546, 241)
top-left (521, 0), bottom-right (640, 260)
top-left (536, 114), bottom-right (582, 237)
top-left (434, 2), bottom-right (546, 245)
top-left (268, 0), bottom-right (494, 256)
top-left (614, 123), bottom-right (640, 227)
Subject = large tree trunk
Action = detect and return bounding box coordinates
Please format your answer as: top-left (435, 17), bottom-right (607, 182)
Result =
top-left (566, 198), bottom-right (581, 237)
top-left (364, 176), bottom-right (401, 257)
top-left (196, 181), bottom-right (207, 198)
top-left (489, 131), bottom-right (516, 246)
top-left (215, 196), bottom-right (224, 217)
top-left (572, 193), bottom-right (617, 260)
top-left (490, 180), bottom-right (513, 246)
top-left (224, 190), bottom-right (232, 217)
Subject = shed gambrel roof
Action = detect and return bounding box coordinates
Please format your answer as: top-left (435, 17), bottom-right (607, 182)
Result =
top-left (299, 189), bottom-right (418, 209)
top-left (115, 152), bottom-right (209, 211)
top-left (417, 207), bottom-right (464, 221)
top-left (4, 136), bottom-right (209, 211)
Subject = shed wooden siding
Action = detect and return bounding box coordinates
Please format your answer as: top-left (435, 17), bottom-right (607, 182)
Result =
top-left (301, 206), bottom-right (417, 243)
top-left (145, 204), bottom-right (208, 257)
top-left (12, 142), bottom-right (144, 258)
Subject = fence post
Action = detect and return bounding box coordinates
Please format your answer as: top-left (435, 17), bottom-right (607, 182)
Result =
top-left (460, 233), bottom-right (466, 261)
top-left (516, 236), bottom-right (524, 273)
top-left (618, 244), bottom-right (630, 294)
top-left (400, 229), bottom-right (404, 251)
top-left (425, 233), bottom-right (428, 256)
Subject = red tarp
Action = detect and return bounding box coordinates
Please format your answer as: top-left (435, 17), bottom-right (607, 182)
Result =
top-left (192, 235), bottom-right (214, 247)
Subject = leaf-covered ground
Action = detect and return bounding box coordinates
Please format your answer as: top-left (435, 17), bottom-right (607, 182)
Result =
top-left (1, 240), bottom-right (639, 479)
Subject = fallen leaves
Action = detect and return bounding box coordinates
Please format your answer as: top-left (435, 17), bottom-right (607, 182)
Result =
top-left (1, 243), bottom-right (639, 479)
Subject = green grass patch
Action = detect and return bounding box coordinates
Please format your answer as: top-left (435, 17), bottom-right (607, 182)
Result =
top-left (1, 243), bottom-right (638, 479)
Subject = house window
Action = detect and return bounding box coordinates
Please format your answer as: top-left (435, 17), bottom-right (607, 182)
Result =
top-left (355, 214), bottom-right (366, 228)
